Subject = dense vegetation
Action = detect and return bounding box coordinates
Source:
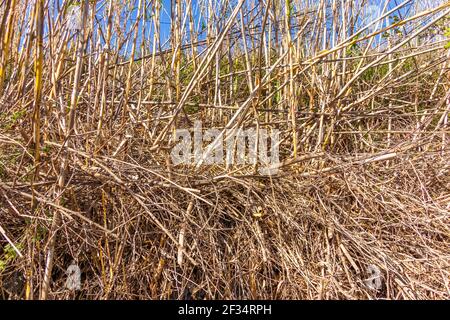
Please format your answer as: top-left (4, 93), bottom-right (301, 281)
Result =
top-left (0, 0), bottom-right (449, 299)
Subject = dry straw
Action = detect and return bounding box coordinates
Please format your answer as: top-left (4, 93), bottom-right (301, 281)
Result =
top-left (0, 0), bottom-right (449, 299)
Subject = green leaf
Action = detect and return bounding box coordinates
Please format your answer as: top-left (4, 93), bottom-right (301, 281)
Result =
top-left (445, 28), bottom-right (450, 37)
top-left (0, 260), bottom-right (6, 273)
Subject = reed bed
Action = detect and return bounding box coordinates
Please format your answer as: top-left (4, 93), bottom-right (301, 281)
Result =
top-left (0, 0), bottom-right (449, 299)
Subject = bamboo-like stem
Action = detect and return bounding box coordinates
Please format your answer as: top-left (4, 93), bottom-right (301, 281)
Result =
top-left (40, 0), bottom-right (89, 300)
top-left (0, 0), bottom-right (17, 95)
top-left (30, 0), bottom-right (43, 213)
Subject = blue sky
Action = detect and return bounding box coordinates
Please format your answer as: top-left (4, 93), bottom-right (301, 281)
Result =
top-left (34, 0), bottom-right (444, 57)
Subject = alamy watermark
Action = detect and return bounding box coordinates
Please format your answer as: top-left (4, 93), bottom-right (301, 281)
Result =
top-left (170, 121), bottom-right (281, 175)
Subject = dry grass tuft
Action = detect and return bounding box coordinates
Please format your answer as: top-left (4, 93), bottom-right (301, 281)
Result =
top-left (0, 0), bottom-right (449, 299)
